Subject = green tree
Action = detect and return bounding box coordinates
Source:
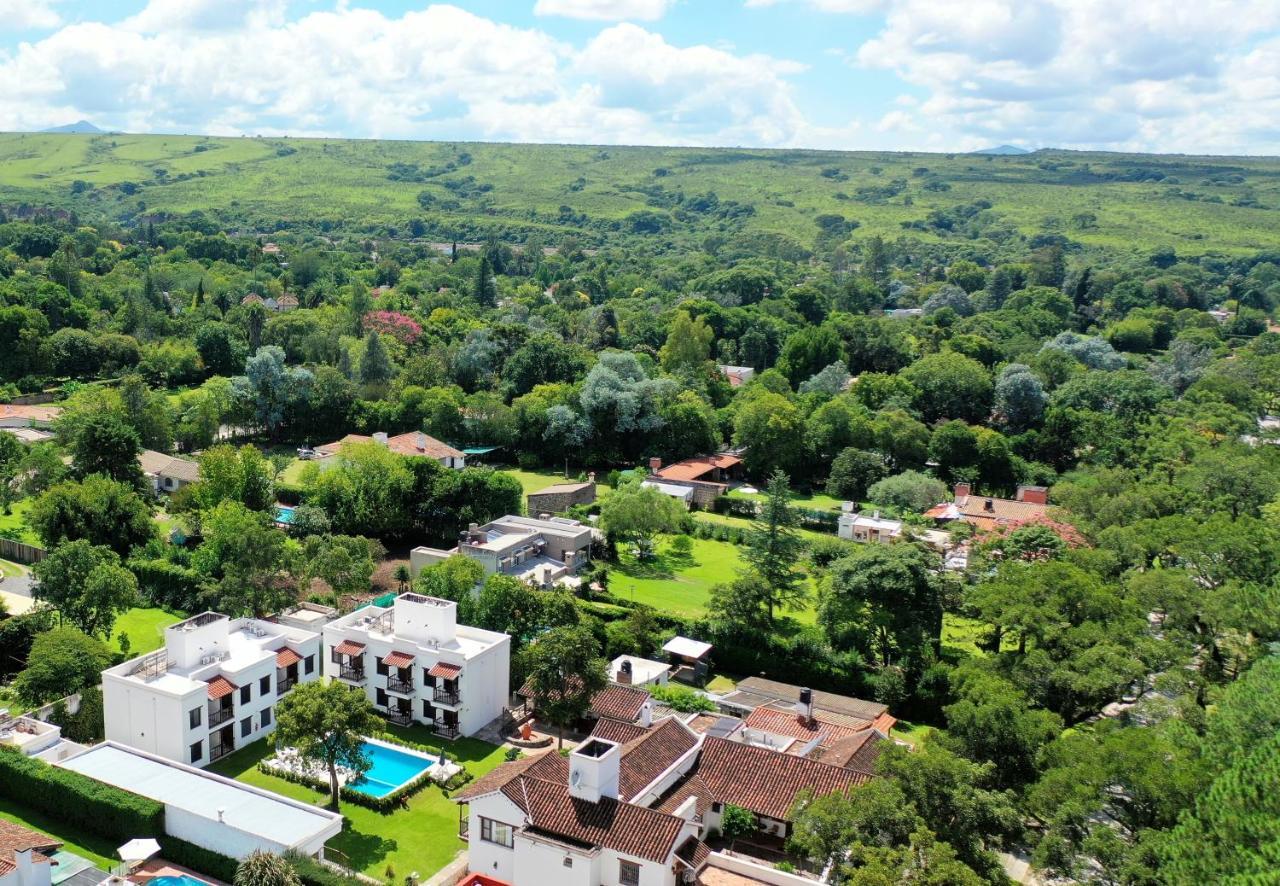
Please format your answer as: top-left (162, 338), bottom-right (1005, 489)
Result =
top-left (522, 625), bottom-right (608, 748)
top-left (274, 680), bottom-right (380, 810)
top-left (308, 441), bottom-right (414, 538)
top-left (32, 539), bottom-right (138, 639)
top-left (866, 470), bottom-right (946, 513)
top-left (29, 475), bottom-right (155, 557)
top-left (825, 448), bottom-right (888, 502)
top-left (472, 255), bottom-right (497, 306)
top-left (233, 850), bottom-right (301, 886)
top-left (193, 501), bottom-right (296, 617)
top-left (732, 391), bottom-right (805, 478)
top-left (740, 471), bottom-right (807, 622)
top-left (901, 351), bottom-right (993, 424)
top-left (659, 310), bottom-right (714, 376)
top-left (69, 412), bottom-right (143, 486)
top-left (358, 330), bottom-right (393, 386)
top-left (599, 482), bottom-right (686, 560)
top-left (195, 444), bottom-right (277, 513)
top-left (301, 534), bottom-right (376, 598)
top-left (14, 626), bottom-right (112, 705)
top-left (720, 804), bottom-right (758, 840)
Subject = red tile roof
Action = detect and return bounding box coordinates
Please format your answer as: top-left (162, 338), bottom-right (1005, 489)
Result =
top-left (0, 821), bottom-right (59, 878)
top-left (206, 675), bottom-right (237, 700)
top-left (428, 662), bottom-right (463, 679)
top-left (317, 431), bottom-right (464, 461)
top-left (743, 706), bottom-right (871, 749)
top-left (454, 751), bottom-right (553, 802)
top-left (0, 403), bottom-right (61, 424)
top-left (591, 718), bottom-right (650, 745)
top-left (655, 454), bottom-right (741, 483)
top-left (382, 651), bottom-right (415, 669)
top-left (590, 685), bottom-right (651, 722)
top-left (613, 718), bottom-right (698, 801)
top-left (276, 647), bottom-right (302, 668)
top-left (661, 737), bottom-right (870, 821)
top-left (815, 729), bottom-right (885, 774)
top-left (334, 640), bottom-right (366, 656)
top-left (506, 777), bottom-right (686, 863)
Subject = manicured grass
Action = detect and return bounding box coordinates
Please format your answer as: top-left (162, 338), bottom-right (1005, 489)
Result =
top-left (893, 720), bottom-right (942, 748)
top-left (727, 487), bottom-right (845, 513)
top-left (0, 499), bottom-right (39, 545)
top-left (606, 535), bottom-right (816, 623)
top-left (500, 467), bottom-right (581, 496)
top-left (704, 673), bottom-right (738, 694)
top-left (111, 607), bottom-right (185, 655)
top-left (0, 559), bottom-right (26, 578)
top-left (941, 613), bottom-right (1005, 658)
top-left (692, 510), bottom-right (836, 545)
top-left (208, 729), bottom-right (507, 880)
top-left (0, 796), bottom-right (119, 871)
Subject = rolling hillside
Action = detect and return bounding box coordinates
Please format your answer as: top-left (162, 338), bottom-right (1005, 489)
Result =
top-left (2, 132), bottom-right (1279, 255)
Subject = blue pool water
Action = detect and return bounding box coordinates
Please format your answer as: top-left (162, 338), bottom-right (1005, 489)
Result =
top-left (148, 876), bottom-right (209, 886)
top-left (350, 741), bottom-right (435, 798)
top-left (274, 505), bottom-right (296, 525)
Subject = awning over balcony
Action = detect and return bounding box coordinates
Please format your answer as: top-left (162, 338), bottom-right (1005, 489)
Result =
top-left (334, 640), bottom-right (366, 657)
top-left (383, 651), bottom-right (415, 669)
top-left (276, 647), bottom-right (302, 667)
top-left (428, 662), bottom-right (463, 679)
top-left (206, 675), bottom-right (237, 700)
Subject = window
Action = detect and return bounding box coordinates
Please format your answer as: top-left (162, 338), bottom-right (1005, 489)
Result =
top-left (423, 669), bottom-right (433, 686)
top-left (422, 700), bottom-right (435, 719)
top-left (260, 675), bottom-right (271, 696)
top-left (188, 707), bottom-right (202, 729)
top-left (331, 646), bottom-right (342, 664)
top-left (478, 817), bottom-right (514, 848)
top-left (376, 688), bottom-right (387, 706)
top-left (260, 707), bottom-right (272, 727)
top-left (241, 717), bottom-right (253, 738)
top-left (619, 860), bottom-right (640, 886)
top-left (240, 685), bottom-right (251, 705)
top-left (304, 655), bottom-right (315, 675)
top-left (376, 658), bottom-right (389, 676)
top-left (189, 741), bottom-right (202, 763)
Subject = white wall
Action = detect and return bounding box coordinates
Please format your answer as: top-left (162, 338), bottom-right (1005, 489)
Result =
top-left (466, 794), bottom-right (524, 884)
top-left (513, 835), bottom-right (598, 886)
top-left (457, 635), bottom-right (511, 736)
top-left (103, 675), bottom-right (204, 765)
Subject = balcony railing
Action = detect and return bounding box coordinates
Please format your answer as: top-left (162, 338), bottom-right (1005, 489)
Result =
top-left (433, 687), bottom-right (460, 706)
top-left (339, 665), bottom-right (366, 684)
top-left (209, 741), bottom-right (234, 762)
top-left (386, 676), bottom-right (414, 695)
top-left (209, 706), bottom-right (234, 728)
top-left (383, 707), bottom-right (413, 727)
top-left (433, 722), bottom-right (460, 740)
top-left (278, 677), bottom-right (297, 694)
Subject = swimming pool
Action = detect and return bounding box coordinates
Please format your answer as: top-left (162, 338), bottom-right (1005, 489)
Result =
top-left (274, 505), bottom-right (296, 525)
top-left (350, 739), bottom-right (437, 798)
top-left (148, 876), bottom-right (209, 886)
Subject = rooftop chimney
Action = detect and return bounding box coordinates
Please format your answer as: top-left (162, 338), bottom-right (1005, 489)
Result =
top-left (794, 687), bottom-right (814, 726)
top-left (416, 433), bottom-right (427, 452)
top-left (983, 498), bottom-right (995, 512)
top-left (953, 482), bottom-right (971, 501)
top-left (569, 738), bottom-right (621, 803)
top-left (1016, 485), bottom-right (1049, 505)
top-left (373, 432), bottom-right (389, 446)
top-left (14, 848), bottom-right (34, 884)
top-left (618, 659), bottom-right (633, 685)
top-left (639, 698), bottom-right (652, 728)
top-left (649, 457), bottom-right (662, 472)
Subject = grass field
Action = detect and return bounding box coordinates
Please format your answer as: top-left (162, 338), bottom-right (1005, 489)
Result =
top-left (727, 487), bottom-right (845, 513)
top-left (111, 606), bottom-right (184, 655)
top-left (0, 500), bottom-right (39, 545)
top-left (692, 510), bottom-right (835, 544)
top-left (208, 727), bottom-right (506, 881)
top-left (1, 133), bottom-right (1279, 256)
top-left (0, 559), bottom-right (26, 578)
top-left (0, 796), bottom-right (119, 871)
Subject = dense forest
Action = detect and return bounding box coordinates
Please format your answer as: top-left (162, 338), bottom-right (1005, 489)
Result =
top-left (1, 136), bottom-right (1279, 883)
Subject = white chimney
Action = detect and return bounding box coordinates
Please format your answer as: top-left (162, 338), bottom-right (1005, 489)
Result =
top-left (673, 795), bottom-right (698, 822)
top-left (14, 848), bottom-right (34, 885)
top-left (373, 432), bottom-right (389, 446)
top-left (638, 698), bottom-right (652, 727)
top-left (416, 433), bottom-right (427, 451)
top-left (568, 738), bottom-right (620, 803)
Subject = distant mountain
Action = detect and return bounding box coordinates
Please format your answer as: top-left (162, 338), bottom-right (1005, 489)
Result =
top-left (972, 144), bottom-right (1032, 155)
top-left (41, 120), bottom-right (105, 134)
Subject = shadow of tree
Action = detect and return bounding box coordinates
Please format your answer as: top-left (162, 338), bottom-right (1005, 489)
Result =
top-left (333, 822), bottom-right (398, 870)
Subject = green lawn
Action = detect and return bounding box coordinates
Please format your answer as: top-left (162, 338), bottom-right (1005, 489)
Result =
top-left (606, 535), bottom-right (816, 623)
top-left (111, 607), bottom-right (185, 655)
top-left (893, 720), bottom-right (942, 748)
top-left (0, 559), bottom-right (26, 578)
top-left (941, 614), bottom-right (1005, 659)
top-left (0, 499), bottom-right (39, 545)
top-left (692, 510), bottom-right (835, 545)
top-left (208, 728), bottom-right (506, 880)
top-left (727, 487), bottom-right (845, 513)
top-left (0, 796), bottom-right (119, 871)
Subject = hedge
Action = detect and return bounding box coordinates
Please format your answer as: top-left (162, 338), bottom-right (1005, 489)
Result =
top-left (276, 482), bottom-right (309, 506)
top-left (284, 852), bottom-right (367, 886)
top-left (0, 748), bottom-right (165, 841)
top-left (129, 557), bottom-right (206, 612)
top-left (157, 836), bottom-right (238, 883)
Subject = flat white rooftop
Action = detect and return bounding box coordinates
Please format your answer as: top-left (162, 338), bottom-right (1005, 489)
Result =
top-left (59, 743), bottom-right (342, 850)
top-left (327, 604), bottom-right (507, 658)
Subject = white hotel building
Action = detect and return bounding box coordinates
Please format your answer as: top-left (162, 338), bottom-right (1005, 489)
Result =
top-left (323, 592), bottom-right (510, 740)
top-left (102, 612), bottom-right (321, 768)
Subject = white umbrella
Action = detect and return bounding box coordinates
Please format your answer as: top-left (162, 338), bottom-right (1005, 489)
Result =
top-left (117, 838), bottom-right (161, 864)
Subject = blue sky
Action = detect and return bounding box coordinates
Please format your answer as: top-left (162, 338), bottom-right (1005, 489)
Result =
top-left (1, 0), bottom-right (1278, 154)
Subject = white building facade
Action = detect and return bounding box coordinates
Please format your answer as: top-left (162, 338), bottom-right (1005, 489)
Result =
top-left (323, 593), bottom-right (510, 740)
top-left (102, 613), bottom-right (321, 768)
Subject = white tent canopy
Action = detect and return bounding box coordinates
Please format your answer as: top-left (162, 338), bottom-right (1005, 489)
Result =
top-left (663, 636), bottom-right (712, 659)
top-left (117, 838), bottom-right (161, 863)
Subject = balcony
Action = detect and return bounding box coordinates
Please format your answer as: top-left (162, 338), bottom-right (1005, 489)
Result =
top-left (338, 665), bottom-right (366, 684)
top-left (209, 741), bottom-right (234, 762)
top-left (278, 676), bottom-right (297, 694)
top-left (209, 706), bottom-right (234, 728)
top-left (433, 722), bottom-right (460, 741)
top-left (433, 686), bottom-right (460, 706)
top-left (383, 707), bottom-right (413, 727)
top-left (386, 676), bottom-right (415, 695)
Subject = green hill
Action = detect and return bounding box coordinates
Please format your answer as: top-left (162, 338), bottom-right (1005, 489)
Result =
top-left (1, 132), bottom-right (1279, 255)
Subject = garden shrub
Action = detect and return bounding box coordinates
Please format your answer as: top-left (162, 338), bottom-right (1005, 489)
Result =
top-left (157, 836), bottom-right (238, 883)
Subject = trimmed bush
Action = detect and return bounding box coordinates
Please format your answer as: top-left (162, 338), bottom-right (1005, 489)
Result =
top-left (283, 852), bottom-right (366, 886)
top-left (157, 836), bottom-right (238, 883)
top-left (0, 747), bottom-right (165, 841)
top-left (275, 482), bottom-right (309, 506)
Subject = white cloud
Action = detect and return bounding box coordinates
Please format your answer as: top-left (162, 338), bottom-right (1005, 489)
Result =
top-left (744, 0), bottom-right (885, 13)
top-left (0, 0), bottom-right (60, 30)
top-left (0, 1), bottom-right (811, 148)
top-left (855, 0), bottom-right (1280, 153)
top-left (533, 0), bottom-right (674, 21)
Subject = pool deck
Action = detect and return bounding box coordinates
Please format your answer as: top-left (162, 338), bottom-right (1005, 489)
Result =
top-left (134, 858), bottom-right (228, 886)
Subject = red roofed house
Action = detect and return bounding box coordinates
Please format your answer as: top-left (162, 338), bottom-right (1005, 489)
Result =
top-left (315, 431), bottom-right (466, 469)
top-left (0, 821), bottom-right (60, 886)
top-left (645, 454), bottom-right (744, 509)
top-left (923, 483), bottom-right (1050, 531)
top-left (0, 404), bottom-right (60, 430)
top-left (102, 612), bottom-right (321, 768)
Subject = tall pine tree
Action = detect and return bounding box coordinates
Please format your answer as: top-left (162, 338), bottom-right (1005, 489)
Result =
top-left (473, 256), bottom-right (497, 307)
top-left (741, 470), bottom-right (807, 622)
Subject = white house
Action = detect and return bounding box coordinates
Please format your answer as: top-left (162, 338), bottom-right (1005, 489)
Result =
top-left (410, 515), bottom-right (595, 588)
top-left (137, 450), bottom-right (201, 495)
top-left (323, 593), bottom-right (510, 740)
top-left (102, 613), bottom-right (322, 768)
top-left (57, 742), bottom-right (342, 859)
top-left (639, 479), bottom-right (695, 508)
top-left (0, 821), bottom-right (59, 886)
top-left (837, 511), bottom-right (903, 544)
top-left (609, 656), bottom-right (670, 689)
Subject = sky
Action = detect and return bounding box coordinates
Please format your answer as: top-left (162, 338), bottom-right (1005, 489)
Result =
top-left (1, 0), bottom-right (1279, 155)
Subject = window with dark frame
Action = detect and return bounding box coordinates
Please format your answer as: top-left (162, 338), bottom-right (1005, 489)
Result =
top-left (304, 655), bottom-right (315, 675)
top-left (241, 717), bottom-right (252, 738)
top-left (376, 658), bottom-right (389, 676)
top-left (478, 817), bottom-right (514, 848)
top-left (189, 741), bottom-right (202, 763)
top-left (240, 684), bottom-right (250, 705)
top-left (188, 707), bottom-right (202, 729)
top-left (619, 860), bottom-right (640, 886)
top-left (260, 674), bottom-right (271, 695)
top-left (260, 706), bottom-right (272, 727)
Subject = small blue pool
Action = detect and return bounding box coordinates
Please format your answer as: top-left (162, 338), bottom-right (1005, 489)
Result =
top-left (350, 740), bottom-right (437, 798)
top-left (274, 505), bottom-right (296, 525)
top-left (148, 876), bottom-right (209, 886)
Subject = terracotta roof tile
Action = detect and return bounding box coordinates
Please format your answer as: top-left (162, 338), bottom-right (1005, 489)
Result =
top-left (0, 820), bottom-right (59, 878)
top-left (516, 777), bottom-right (685, 863)
top-left (732, 677), bottom-right (888, 721)
top-left (590, 685), bottom-right (650, 722)
top-left (334, 640), bottom-right (365, 656)
top-left (613, 718), bottom-right (698, 801)
top-left (275, 647), bottom-right (302, 667)
top-left (654, 454), bottom-right (741, 483)
top-left (454, 751), bottom-right (551, 802)
top-left (382, 651), bottom-right (415, 669)
top-left (206, 675), bottom-right (237, 700)
top-left (743, 707), bottom-right (870, 749)
top-left (428, 662), bottom-right (463, 679)
top-left (675, 836), bottom-right (711, 870)
top-left (813, 730), bottom-right (885, 773)
top-left (591, 718), bottom-right (650, 745)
